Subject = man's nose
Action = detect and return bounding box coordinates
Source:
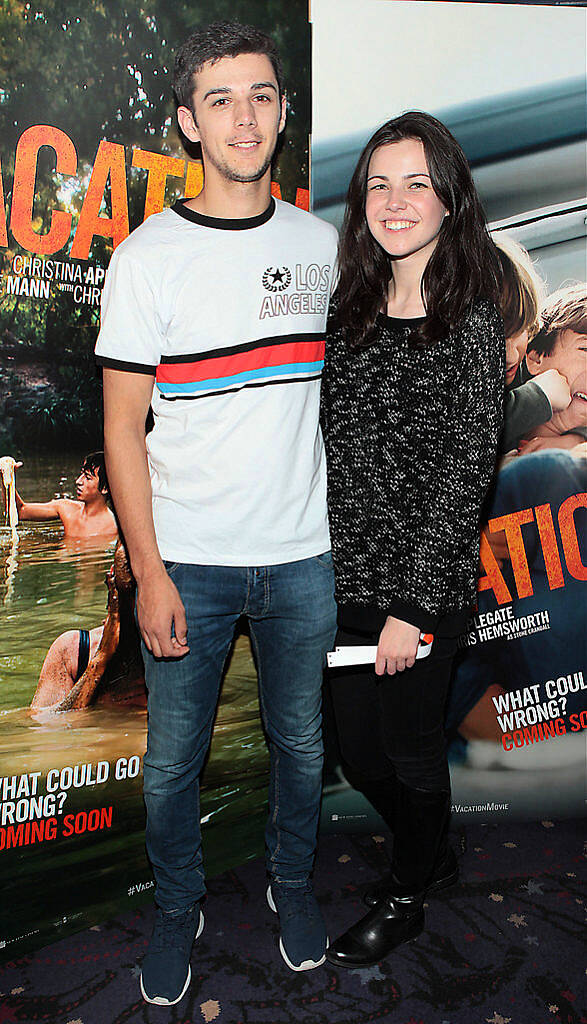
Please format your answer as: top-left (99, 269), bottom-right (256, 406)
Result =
top-left (234, 99), bottom-right (256, 127)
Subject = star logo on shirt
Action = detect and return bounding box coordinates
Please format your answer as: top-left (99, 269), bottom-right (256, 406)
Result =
top-left (262, 266), bottom-right (292, 292)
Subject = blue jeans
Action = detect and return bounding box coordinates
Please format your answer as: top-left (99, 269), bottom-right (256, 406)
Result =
top-left (142, 554), bottom-right (336, 912)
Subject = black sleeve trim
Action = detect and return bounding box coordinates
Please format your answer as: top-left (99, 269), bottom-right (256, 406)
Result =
top-left (384, 597), bottom-right (441, 634)
top-left (336, 600), bottom-right (440, 637)
top-left (95, 356), bottom-right (157, 375)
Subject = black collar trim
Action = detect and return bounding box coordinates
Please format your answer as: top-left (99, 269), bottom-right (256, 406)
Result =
top-left (377, 312), bottom-right (426, 328)
top-left (171, 197), bottom-right (276, 230)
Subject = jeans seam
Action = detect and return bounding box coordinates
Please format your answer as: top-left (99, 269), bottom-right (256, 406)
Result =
top-left (263, 566), bottom-right (270, 615)
top-left (243, 568), bottom-right (251, 614)
top-left (250, 625), bottom-right (282, 868)
top-left (270, 749), bottom-right (281, 868)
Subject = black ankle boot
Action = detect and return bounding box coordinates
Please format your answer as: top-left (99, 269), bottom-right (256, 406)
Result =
top-left (326, 884), bottom-right (424, 968)
top-left (327, 783), bottom-right (451, 968)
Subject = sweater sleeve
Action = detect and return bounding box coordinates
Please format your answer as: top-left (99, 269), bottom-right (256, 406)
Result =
top-left (402, 300), bottom-right (506, 616)
top-left (501, 380), bottom-right (552, 453)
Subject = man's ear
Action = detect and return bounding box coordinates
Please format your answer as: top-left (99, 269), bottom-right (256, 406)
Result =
top-left (177, 105), bottom-right (200, 143)
top-left (278, 94), bottom-right (287, 134)
top-left (525, 347), bottom-right (544, 376)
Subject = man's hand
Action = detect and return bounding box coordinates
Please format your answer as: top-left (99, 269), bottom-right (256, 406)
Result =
top-left (375, 615), bottom-right (420, 676)
top-left (533, 368), bottom-right (572, 413)
top-left (136, 566), bottom-right (189, 659)
top-left (518, 433), bottom-right (584, 455)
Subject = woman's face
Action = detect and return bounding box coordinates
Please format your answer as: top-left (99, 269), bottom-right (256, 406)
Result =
top-left (365, 138), bottom-right (447, 263)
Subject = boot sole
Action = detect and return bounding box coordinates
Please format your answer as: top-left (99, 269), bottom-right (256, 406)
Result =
top-left (325, 914), bottom-right (423, 969)
top-left (140, 910), bottom-right (204, 1005)
top-left (266, 885), bottom-right (328, 972)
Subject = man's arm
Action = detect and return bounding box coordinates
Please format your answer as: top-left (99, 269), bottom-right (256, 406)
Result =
top-left (15, 483), bottom-right (68, 523)
top-left (102, 368), bottom-right (188, 659)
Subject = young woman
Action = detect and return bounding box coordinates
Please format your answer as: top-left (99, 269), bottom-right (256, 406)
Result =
top-left (321, 111), bottom-right (505, 968)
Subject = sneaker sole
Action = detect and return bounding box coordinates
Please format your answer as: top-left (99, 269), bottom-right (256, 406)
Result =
top-left (140, 909), bottom-right (204, 1006)
top-left (266, 885), bottom-right (328, 972)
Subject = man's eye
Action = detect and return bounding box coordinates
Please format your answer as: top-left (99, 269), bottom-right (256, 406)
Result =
top-left (212, 97), bottom-right (229, 107)
top-left (253, 94), bottom-right (270, 102)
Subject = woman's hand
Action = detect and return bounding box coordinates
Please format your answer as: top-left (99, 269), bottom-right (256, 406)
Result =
top-left (375, 616), bottom-right (420, 676)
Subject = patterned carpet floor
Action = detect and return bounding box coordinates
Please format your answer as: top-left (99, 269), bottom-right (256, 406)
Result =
top-left (0, 818), bottom-right (584, 1024)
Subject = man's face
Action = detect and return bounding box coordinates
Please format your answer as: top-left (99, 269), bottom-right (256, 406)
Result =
top-left (177, 53), bottom-right (286, 186)
top-left (527, 328), bottom-right (587, 431)
top-left (76, 467), bottom-right (103, 503)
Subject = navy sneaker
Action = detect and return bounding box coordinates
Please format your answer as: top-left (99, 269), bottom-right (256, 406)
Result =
top-left (267, 881), bottom-right (327, 971)
top-left (140, 903), bottom-right (204, 1005)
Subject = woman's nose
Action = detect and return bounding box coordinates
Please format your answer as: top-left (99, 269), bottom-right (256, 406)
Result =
top-left (385, 191), bottom-right (407, 211)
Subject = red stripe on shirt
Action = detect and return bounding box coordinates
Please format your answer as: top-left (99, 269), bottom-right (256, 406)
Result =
top-left (156, 339), bottom-right (325, 385)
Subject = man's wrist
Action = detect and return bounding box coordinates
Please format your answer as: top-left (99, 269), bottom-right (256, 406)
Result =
top-left (132, 553), bottom-right (166, 585)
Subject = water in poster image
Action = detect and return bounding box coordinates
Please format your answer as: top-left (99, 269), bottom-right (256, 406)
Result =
top-left (0, 453), bottom-right (268, 953)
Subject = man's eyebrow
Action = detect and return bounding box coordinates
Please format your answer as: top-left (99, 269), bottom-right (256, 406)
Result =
top-left (202, 86), bottom-right (231, 101)
top-left (202, 82), bottom-right (277, 101)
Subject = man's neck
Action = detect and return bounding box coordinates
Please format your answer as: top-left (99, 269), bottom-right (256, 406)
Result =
top-left (81, 497), bottom-right (109, 518)
top-left (184, 174), bottom-right (272, 221)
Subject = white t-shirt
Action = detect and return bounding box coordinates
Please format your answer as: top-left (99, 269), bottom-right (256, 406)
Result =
top-left (95, 197), bottom-right (338, 566)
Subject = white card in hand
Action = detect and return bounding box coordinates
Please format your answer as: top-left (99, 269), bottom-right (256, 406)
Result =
top-left (327, 634), bottom-right (433, 668)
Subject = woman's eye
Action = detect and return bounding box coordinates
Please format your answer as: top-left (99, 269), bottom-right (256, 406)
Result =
top-left (409, 181), bottom-right (427, 189)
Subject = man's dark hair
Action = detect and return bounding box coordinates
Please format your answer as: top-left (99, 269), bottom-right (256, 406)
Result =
top-left (527, 283), bottom-right (587, 357)
top-left (81, 451), bottom-right (109, 497)
top-left (173, 20), bottom-right (284, 113)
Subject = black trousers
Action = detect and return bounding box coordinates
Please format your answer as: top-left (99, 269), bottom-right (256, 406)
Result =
top-left (329, 626), bottom-right (459, 794)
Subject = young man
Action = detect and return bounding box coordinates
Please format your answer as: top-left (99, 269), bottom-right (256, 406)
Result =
top-left (513, 283), bottom-right (587, 451)
top-left (520, 283), bottom-right (587, 448)
top-left (13, 452), bottom-right (117, 540)
top-left (95, 21), bottom-right (338, 1005)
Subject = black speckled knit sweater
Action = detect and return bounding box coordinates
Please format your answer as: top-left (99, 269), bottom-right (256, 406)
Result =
top-left (320, 298), bottom-right (505, 634)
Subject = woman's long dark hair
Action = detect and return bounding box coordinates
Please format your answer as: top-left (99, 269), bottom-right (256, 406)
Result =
top-left (332, 111), bottom-right (502, 348)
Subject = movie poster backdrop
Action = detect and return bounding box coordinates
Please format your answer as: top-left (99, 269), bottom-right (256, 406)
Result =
top-left (312, 0), bottom-right (587, 831)
top-left (0, 0), bottom-right (310, 959)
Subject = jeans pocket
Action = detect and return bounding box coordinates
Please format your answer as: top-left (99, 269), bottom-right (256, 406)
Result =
top-left (163, 559), bottom-right (181, 578)
top-left (314, 550), bottom-right (333, 569)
